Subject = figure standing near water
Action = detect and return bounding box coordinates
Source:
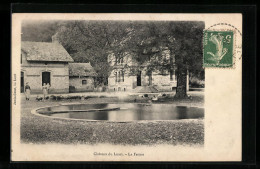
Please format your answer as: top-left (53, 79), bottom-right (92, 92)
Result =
top-left (24, 82), bottom-right (31, 100)
top-left (42, 83), bottom-right (48, 99)
top-left (46, 83), bottom-right (50, 93)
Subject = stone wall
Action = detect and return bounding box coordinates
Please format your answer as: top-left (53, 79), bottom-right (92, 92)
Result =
top-left (21, 53), bottom-right (70, 94)
top-left (69, 77), bottom-right (95, 92)
top-left (152, 73), bottom-right (177, 91)
top-left (108, 73), bottom-right (134, 92)
top-left (107, 51), bottom-right (182, 92)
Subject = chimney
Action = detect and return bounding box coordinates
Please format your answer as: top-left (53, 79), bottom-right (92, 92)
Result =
top-left (52, 33), bottom-right (60, 44)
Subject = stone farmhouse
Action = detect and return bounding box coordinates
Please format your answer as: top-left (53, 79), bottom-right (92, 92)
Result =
top-left (107, 51), bottom-right (189, 92)
top-left (21, 41), bottom-right (74, 93)
top-left (21, 41), bottom-right (97, 94)
top-left (69, 63), bottom-right (97, 92)
top-left (21, 40), bottom-right (188, 94)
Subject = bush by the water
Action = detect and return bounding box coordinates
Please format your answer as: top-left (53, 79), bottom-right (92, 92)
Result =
top-left (189, 76), bottom-right (205, 88)
top-left (50, 95), bottom-right (93, 100)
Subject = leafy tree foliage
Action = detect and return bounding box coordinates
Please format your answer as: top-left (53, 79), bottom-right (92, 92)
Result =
top-left (22, 20), bottom-right (60, 42)
top-left (22, 20), bottom-right (204, 98)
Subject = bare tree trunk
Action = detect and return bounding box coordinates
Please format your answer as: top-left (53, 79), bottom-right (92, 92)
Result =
top-left (175, 68), bottom-right (188, 98)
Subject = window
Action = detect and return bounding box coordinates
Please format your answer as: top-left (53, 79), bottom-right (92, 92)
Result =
top-left (118, 71), bottom-right (121, 82)
top-left (122, 71), bottom-right (124, 82)
top-left (137, 71), bottom-right (141, 86)
top-left (82, 80), bottom-right (87, 85)
top-left (116, 57), bottom-right (121, 64)
top-left (115, 72), bottom-right (117, 83)
top-left (148, 73), bottom-right (152, 86)
top-left (115, 70), bottom-right (124, 83)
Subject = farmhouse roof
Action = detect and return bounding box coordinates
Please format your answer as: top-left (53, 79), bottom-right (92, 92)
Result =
top-left (21, 41), bottom-right (74, 62)
top-left (69, 63), bottom-right (97, 77)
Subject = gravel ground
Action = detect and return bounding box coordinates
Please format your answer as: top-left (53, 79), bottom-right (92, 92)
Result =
top-left (20, 92), bottom-right (204, 145)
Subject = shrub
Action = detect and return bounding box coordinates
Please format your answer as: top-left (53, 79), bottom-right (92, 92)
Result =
top-left (68, 95), bottom-right (81, 99)
top-left (84, 96), bottom-right (97, 99)
top-left (50, 95), bottom-right (55, 100)
top-left (189, 77), bottom-right (205, 88)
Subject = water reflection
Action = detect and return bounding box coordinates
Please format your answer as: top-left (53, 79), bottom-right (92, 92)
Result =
top-left (38, 104), bottom-right (204, 121)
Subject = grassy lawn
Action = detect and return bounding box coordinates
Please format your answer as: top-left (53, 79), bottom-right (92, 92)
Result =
top-left (20, 92), bottom-right (204, 145)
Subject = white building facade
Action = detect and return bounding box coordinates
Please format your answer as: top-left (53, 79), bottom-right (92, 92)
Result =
top-left (107, 51), bottom-right (182, 92)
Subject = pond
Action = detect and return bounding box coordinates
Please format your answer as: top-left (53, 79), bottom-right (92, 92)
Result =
top-left (36, 103), bottom-right (204, 121)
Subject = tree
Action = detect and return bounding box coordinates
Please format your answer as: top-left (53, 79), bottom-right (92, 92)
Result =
top-left (122, 21), bottom-right (204, 98)
top-left (167, 22), bottom-right (205, 98)
top-left (54, 21), bottom-right (136, 85)
top-left (22, 20), bottom-right (204, 98)
top-left (22, 20), bottom-right (60, 42)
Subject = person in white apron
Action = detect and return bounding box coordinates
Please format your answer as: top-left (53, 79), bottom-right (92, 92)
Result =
top-left (42, 83), bottom-right (48, 100)
top-left (46, 83), bottom-right (50, 93)
top-left (25, 82), bottom-right (31, 101)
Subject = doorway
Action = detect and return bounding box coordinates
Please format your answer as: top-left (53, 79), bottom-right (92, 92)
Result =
top-left (42, 72), bottom-right (51, 86)
top-left (137, 71), bottom-right (141, 86)
top-left (148, 73), bottom-right (152, 86)
top-left (21, 71), bottom-right (24, 93)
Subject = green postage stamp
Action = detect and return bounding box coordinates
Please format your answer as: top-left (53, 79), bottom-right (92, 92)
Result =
top-left (203, 30), bottom-right (234, 68)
